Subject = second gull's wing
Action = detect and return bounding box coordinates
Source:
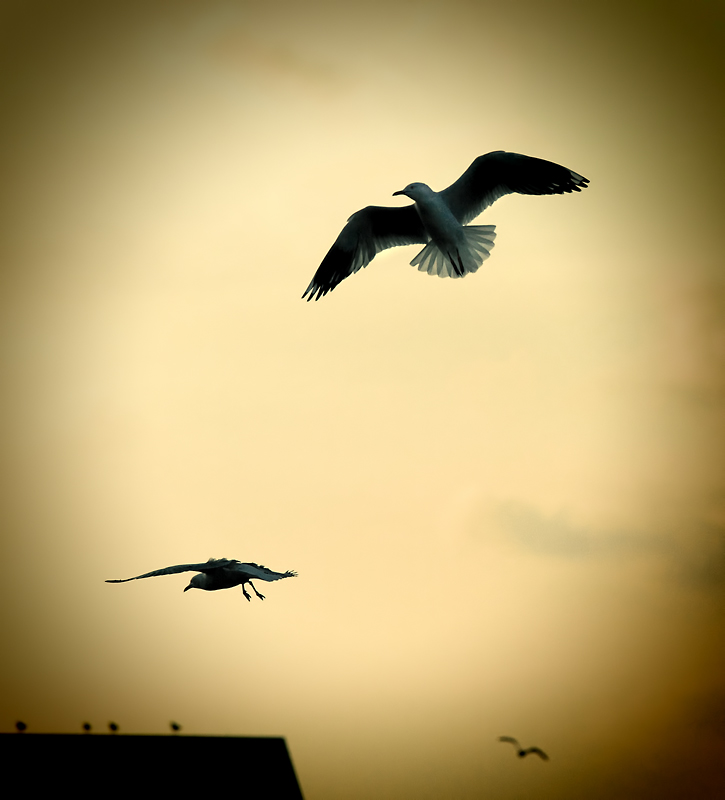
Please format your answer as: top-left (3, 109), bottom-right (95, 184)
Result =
top-left (106, 558), bottom-right (235, 583)
top-left (232, 563), bottom-right (298, 582)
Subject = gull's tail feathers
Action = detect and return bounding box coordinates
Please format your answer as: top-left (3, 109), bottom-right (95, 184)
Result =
top-left (410, 225), bottom-right (496, 279)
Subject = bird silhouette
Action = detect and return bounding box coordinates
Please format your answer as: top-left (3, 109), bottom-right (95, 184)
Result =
top-left (82, 722), bottom-right (92, 733)
top-left (15, 721), bottom-right (26, 733)
top-left (170, 721), bottom-right (182, 733)
top-left (498, 736), bottom-right (549, 760)
top-left (303, 150), bottom-right (589, 300)
top-left (108, 722), bottom-right (119, 733)
top-left (106, 558), bottom-right (297, 601)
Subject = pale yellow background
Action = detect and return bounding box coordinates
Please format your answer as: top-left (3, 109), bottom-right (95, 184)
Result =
top-left (1, 1), bottom-right (724, 797)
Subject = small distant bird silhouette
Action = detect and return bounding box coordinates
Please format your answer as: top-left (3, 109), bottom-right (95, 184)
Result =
top-left (170, 721), bottom-right (182, 733)
top-left (82, 722), bottom-right (92, 733)
top-left (108, 722), bottom-right (119, 733)
top-left (498, 736), bottom-right (549, 760)
top-left (15, 721), bottom-right (26, 733)
top-left (106, 558), bottom-right (297, 601)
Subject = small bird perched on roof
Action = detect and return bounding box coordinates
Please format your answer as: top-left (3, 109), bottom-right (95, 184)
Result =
top-left (106, 558), bottom-right (297, 601)
top-left (303, 150), bottom-right (589, 300)
top-left (498, 736), bottom-right (549, 760)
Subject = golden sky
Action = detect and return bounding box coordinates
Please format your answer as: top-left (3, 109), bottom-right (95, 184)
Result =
top-left (1, 1), bottom-right (724, 797)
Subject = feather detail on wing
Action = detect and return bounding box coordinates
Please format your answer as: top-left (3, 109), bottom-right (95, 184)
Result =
top-left (441, 151), bottom-right (589, 226)
top-left (303, 204), bottom-right (427, 300)
top-left (233, 563), bottom-right (298, 582)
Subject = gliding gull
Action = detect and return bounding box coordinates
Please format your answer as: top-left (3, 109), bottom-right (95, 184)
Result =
top-left (498, 736), bottom-right (549, 760)
top-left (303, 150), bottom-right (589, 300)
top-left (106, 557), bottom-right (297, 601)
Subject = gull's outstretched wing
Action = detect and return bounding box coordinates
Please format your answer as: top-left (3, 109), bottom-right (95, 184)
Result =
top-left (232, 563), bottom-right (298, 582)
top-left (303, 204), bottom-right (427, 301)
top-left (106, 558), bottom-right (236, 583)
top-left (441, 151), bottom-right (589, 226)
top-left (524, 747), bottom-right (549, 760)
top-left (498, 736), bottom-right (520, 747)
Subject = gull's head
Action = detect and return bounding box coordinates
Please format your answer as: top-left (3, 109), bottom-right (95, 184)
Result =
top-left (393, 182), bottom-right (433, 202)
top-left (184, 575), bottom-right (203, 592)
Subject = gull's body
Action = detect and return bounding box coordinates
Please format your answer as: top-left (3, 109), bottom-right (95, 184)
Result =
top-left (106, 557), bottom-right (297, 601)
top-left (498, 736), bottom-right (549, 761)
top-left (303, 150), bottom-right (589, 300)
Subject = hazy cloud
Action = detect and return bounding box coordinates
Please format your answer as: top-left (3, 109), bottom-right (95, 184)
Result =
top-left (493, 500), bottom-right (667, 558)
top-left (492, 500), bottom-right (725, 597)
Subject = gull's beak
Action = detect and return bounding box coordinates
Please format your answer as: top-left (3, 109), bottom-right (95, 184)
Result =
top-left (183, 584), bottom-right (192, 592)
top-left (392, 189), bottom-right (405, 197)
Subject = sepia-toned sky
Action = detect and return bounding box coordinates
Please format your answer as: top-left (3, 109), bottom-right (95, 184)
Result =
top-left (1, 1), bottom-right (724, 797)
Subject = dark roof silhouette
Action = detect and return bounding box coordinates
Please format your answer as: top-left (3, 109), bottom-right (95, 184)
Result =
top-left (106, 558), bottom-right (297, 601)
top-left (303, 150), bottom-right (589, 300)
top-left (1, 733), bottom-right (303, 797)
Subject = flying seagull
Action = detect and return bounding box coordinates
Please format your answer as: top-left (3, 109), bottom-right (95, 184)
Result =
top-left (303, 150), bottom-right (588, 300)
top-left (106, 558), bottom-right (297, 601)
top-left (498, 736), bottom-right (549, 761)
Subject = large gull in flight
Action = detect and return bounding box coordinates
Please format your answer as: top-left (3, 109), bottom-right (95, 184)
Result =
top-left (106, 557), bottom-right (297, 601)
top-left (303, 150), bottom-right (589, 300)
